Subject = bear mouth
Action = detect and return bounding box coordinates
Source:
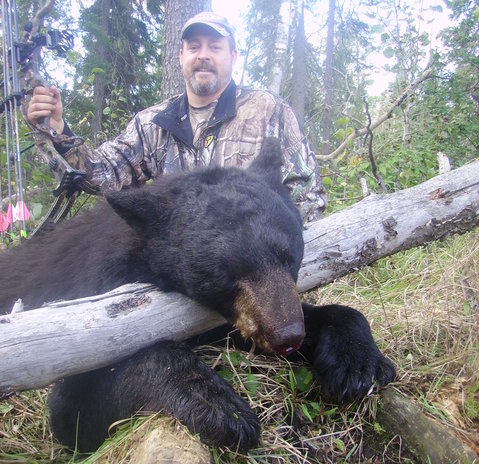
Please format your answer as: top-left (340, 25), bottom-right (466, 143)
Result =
top-left (268, 324), bottom-right (304, 356)
top-left (276, 343), bottom-right (302, 357)
top-left (233, 271), bottom-right (305, 357)
top-left (246, 329), bottom-right (304, 356)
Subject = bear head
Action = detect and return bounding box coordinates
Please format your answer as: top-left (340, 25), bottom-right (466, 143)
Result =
top-left (106, 137), bottom-right (305, 356)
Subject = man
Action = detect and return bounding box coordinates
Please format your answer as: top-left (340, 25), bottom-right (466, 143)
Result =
top-left (27, 12), bottom-right (327, 221)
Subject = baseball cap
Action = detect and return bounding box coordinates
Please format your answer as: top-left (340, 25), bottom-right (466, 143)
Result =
top-left (181, 12), bottom-right (234, 40)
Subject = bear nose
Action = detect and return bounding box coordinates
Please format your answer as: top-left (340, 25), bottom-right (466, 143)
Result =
top-left (271, 322), bottom-right (304, 356)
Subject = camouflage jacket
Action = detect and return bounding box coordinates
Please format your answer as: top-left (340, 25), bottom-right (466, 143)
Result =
top-left (59, 80), bottom-right (327, 222)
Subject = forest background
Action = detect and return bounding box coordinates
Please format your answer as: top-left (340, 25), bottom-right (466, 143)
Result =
top-left (2, 0), bottom-right (478, 220)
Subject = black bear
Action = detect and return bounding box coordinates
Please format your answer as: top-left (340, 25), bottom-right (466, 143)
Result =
top-left (0, 137), bottom-right (395, 453)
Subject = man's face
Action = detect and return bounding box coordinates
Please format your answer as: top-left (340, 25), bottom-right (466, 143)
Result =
top-left (180, 29), bottom-right (237, 99)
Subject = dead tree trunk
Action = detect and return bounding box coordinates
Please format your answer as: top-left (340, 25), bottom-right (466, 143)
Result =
top-left (318, 65), bottom-right (434, 161)
top-left (0, 283), bottom-right (225, 393)
top-left (298, 159), bottom-right (479, 292)
top-left (0, 160), bottom-right (478, 393)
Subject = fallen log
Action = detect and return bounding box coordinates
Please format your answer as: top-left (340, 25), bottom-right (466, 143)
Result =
top-left (0, 160), bottom-right (478, 393)
top-left (299, 159), bottom-right (479, 292)
top-left (0, 284), bottom-right (226, 393)
top-left (377, 388), bottom-right (479, 463)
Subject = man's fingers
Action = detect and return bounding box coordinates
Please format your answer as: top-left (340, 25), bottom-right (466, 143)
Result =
top-left (33, 85), bottom-right (59, 97)
top-left (32, 87), bottom-right (49, 98)
top-left (29, 109), bottom-right (53, 119)
top-left (27, 100), bottom-right (54, 123)
top-left (28, 85), bottom-right (64, 133)
top-left (31, 93), bottom-right (57, 104)
top-left (48, 86), bottom-right (61, 99)
top-left (29, 100), bottom-right (55, 113)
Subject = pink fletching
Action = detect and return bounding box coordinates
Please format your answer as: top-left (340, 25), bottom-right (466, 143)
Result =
top-left (13, 202), bottom-right (30, 222)
top-left (0, 211), bottom-right (11, 231)
top-left (6, 204), bottom-right (13, 223)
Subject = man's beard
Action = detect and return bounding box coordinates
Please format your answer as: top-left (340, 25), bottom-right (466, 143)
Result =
top-left (187, 64), bottom-right (230, 97)
top-left (188, 74), bottom-right (219, 96)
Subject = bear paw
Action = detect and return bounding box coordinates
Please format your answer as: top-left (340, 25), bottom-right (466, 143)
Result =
top-left (141, 342), bottom-right (261, 453)
top-left (170, 373), bottom-right (261, 453)
top-left (49, 342), bottom-right (260, 453)
top-left (302, 303), bottom-right (396, 402)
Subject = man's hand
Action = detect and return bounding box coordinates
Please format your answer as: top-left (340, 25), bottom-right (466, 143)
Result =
top-left (27, 86), bottom-right (65, 135)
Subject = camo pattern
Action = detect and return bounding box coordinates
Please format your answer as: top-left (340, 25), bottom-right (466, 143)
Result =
top-left (62, 86), bottom-right (327, 221)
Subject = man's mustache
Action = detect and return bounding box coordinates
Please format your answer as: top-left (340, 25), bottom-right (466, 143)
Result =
top-left (193, 64), bottom-right (216, 73)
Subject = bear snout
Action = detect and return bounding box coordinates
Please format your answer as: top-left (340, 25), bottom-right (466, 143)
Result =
top-left (268, 322), bottom-right (305, 356)
top-left (234, 268), bottom-right (305, 355)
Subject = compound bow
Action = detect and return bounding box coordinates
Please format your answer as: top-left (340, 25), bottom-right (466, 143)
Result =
top-left (1, 0), bottom-right (93, 240)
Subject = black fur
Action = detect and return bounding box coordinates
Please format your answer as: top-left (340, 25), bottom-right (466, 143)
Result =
top-left (0, 138), bottom-right (303, 318)
top-left (49, 342), bottom-right (260, 453)
top-left (0, 137), bottom-right (395, 453)
top-left (300, 303), bottom-right (396, 402)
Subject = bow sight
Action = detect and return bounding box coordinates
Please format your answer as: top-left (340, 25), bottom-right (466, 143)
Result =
top-left (0, 27), bottom-right (73, 114)
top-left (15, 24), bottom-right (74, 65)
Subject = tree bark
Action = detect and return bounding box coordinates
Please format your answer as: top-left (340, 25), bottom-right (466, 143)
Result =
top-left (320, 0), bottom-right (336, 156)
top-left (377, 388), bottom-right (479, 463)
top-left (90, 0), bottom-right (110, 141)
top-left (160, 0), bottom-right (206, 100)
top-left (0, 283), bottom-right (226, 393)
top-left (299, 159), bottom-right (479, 292)
top-left (291, 1), bottom-right (306, 125)
top-left (1, 160), bottom-right (478, 393)
top-left (269, 0), bottom-right (292, 95)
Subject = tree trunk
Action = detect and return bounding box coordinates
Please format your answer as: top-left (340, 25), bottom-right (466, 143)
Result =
top-left (299, 159), bottom-right (479, 292)
top-left (291, 1), bottom-right (306, 125)
top-left (269, 0), bottom-right (292, 95)
top-left (1, 160), bottom-right (478, 393)
top-left (0, 283), bottom-right (226, 393)
top-left (160, 0), bottom-right (206, 100)
top-left (320, 0), bottom-right (336, 156)
top-left (239, 9), bottom-right (258, 86)
top-left (90, 0), bottom-right (110, 141)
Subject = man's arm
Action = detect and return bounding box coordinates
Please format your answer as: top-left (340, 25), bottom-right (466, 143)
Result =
top-left (27, 87), bottom-right (156, 193)
top-left (276, 103), bottom-right (328, 222)
top-left (59, 117), bottom-right (152, 193)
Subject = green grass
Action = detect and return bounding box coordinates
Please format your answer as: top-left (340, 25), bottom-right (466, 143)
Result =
top-left (1, 230), bottom-right (478, 463)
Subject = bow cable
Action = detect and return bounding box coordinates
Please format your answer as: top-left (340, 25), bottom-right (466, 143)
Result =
top-left (9, 0), bottom-right (28, 237)
top-left (1, 0), bottom-right (19, 240)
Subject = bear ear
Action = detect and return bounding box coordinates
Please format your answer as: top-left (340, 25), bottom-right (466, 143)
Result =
top-left (248, 137), bottom-right (283, 189)
top-left (106, 189), bottom-right (159, 232)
